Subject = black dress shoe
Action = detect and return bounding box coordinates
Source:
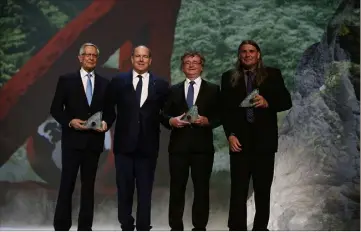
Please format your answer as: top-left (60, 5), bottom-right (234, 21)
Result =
top-left (229, 227), bottom-right (247, 231)
top-left (121, 224), bottom-right (135, 231)
top-left (171, 228), bottom-right (183, 231)
top-left (135, 225), bottom-right (152, 231)
top-left (78, 227), bottom-right (92, 231)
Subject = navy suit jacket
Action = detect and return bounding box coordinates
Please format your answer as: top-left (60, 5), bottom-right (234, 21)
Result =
top-left (50, 70), bottom-right (109, 152)
top-left (103, 71), bottom-right (169, 155)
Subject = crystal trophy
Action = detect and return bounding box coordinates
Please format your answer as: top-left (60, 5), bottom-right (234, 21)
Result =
top-left (84, 111), bottom-right (102, 129)
top-left (181, 105), bottom-right (199, 123)
top-left (239, 89), bottom-right (259, 107)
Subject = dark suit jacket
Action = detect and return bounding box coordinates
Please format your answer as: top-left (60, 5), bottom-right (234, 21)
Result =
top-left (221, 67), bottom-right (292, 154)
top-left (161, 79), bottom-right (221, 154)
top-left (50, 71), bottom-right (109, 153)
top-left (103, 71), bottom-right (169, 155)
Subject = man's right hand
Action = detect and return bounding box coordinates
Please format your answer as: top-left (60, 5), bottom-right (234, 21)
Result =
top-left (229, 135), bottom-right (242, 152)
top-left (69, 119), bottom-right (87, 130)
top-left (169, 113), bottom-right (190, 128)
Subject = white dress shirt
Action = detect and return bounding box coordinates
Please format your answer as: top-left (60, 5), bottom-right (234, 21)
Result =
top-left (68, 68), bottom-right (95, 128)
top-left (80, 67), bottom-right (95, 93)
top-left (184, 76), bottom-right (202, 105)
top-left (132, 70), bottom-right (149, 107)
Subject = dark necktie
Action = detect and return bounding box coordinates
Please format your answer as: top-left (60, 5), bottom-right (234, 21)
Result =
top-left (136, 75), bottom-right (143, 107)
top-left (246, 71), bottom-right (255, 123)
top-left (186, 80), bottom-right (195, 108)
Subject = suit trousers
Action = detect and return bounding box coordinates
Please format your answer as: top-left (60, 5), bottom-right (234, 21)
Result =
top-left (53, 148), bottom-right (101, 231)
top-left (228, 123), bottom-right (275, 231)
top-left (114, 153), bottom-right (158, 231)
top-left (168, 152), bottom-right (214, 231)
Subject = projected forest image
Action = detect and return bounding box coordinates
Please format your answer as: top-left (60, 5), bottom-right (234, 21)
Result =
top-left (0, 0), bottom-right (359, 230)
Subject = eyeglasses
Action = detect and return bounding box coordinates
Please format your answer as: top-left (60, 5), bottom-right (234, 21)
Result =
top-left (183, 61), bottom-right (202, 66)
top-left (82, 53), bottom-right (98, 58)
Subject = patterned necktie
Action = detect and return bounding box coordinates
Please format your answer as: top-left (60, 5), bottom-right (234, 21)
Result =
top-left (86, 73), bottom-right (93, 105)
top-left (186, 80), bottom-right (195, 108)
top-left (246, 71), bottom-right (255, 123)
top-left (136, 75), bottom-right (143, 107)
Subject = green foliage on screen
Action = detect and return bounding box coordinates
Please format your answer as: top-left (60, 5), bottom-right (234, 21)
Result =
top-left (0, 0), bottom-right (88, 87)
top-left (170, 0), bottom-right (340, 90)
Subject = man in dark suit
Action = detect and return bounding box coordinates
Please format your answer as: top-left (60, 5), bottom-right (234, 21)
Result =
top-left (161, 51), bottom-right (221, 231)
top-left (50, 42), bottom-right (109, 231)
top-left (221, 40), bottom-right (292, 231)
top-left (102, 45), bottom-right (169, 231)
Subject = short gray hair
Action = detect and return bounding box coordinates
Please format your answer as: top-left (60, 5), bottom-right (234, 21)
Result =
top-left (79, 42), bottom-right (100, 56)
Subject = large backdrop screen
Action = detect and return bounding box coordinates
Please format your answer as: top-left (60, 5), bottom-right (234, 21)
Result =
top-left (0, 0), bottom-right (359, 230)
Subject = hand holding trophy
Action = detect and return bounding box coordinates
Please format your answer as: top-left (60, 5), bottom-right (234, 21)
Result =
top-left (84, 111), bottom-right (106, 131)
top-left (239, 89), bottom-right (259, 107)
top-left (181, 105), bottom-right (199, 123)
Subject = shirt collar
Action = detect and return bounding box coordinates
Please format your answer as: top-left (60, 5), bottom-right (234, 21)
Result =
top-left (185, 76), bottom-right (202, 85)
top-left (244, 69), bottom-right (255, 76)
top-left (133, 70), bottom-right (149, 79)
top-left (80, 67), bottom-right (94, 78)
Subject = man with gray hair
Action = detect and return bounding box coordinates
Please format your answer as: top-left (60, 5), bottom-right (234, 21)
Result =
top-left (50, 42), bottom-right (109, 231)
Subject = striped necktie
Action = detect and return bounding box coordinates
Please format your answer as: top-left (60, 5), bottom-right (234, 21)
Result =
top-left (246, 71), bottom-right (255, 123)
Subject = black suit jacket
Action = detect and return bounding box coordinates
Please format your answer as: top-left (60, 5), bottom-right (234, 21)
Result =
top-left (103, 71), bottom-right (169, 155)
top-left (161, 79), bottom-right (221, 154)
top-left (50, 71), bottom-right (109, 152)
top-left (221, 67), bottom-right (292, 154)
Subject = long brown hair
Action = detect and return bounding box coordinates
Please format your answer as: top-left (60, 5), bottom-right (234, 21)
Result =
top-left (230, 40), bottom-right (268, 87)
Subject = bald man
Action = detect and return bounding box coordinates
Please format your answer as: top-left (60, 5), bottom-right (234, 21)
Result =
top-left (102, 45), bottom-right (169, 231)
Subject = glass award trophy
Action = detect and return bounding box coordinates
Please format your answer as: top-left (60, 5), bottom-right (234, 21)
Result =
top-left (181, 105), bottom-right (199, 123)
top-left (84, 111), bottom-right (102, 129)
top-left (239, 89), bottom-right (259, 107)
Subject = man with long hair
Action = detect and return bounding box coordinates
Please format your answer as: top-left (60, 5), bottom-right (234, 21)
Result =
top-left (220, 40), bottom-right (292, 230)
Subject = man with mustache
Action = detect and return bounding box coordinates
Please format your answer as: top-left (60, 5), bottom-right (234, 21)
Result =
top-left (102, 45), bottom-right (169, 231)
top-left (221, 40), bottom-right (292, 231)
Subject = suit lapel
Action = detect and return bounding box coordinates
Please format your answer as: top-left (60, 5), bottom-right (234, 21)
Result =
top-left (125, 71), bottom-right (137, 104)
top-left (178, 80), bottom-right (188, 110)
top-left (75, 71), bottom-right (90, 107)
top-left (194, 79), bottom-right (206, 107)
top-left (127, 71), bottom-right (134, 90)
top-left (90, 72), bottom-right (101, 108)
top-left (238, 76), bottom-right (247, 101)
top-left (144, 73), bottom-right (155, 105)
top-left (141, 72), bottom-right (159, 107)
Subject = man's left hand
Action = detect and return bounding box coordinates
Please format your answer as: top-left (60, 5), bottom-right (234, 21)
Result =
top-left (253, 94), bottom-right (269, 108)
top-left (95, 121), bottom-right (107, 132)
top-left (194, 115), bottom-right (209, 126)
